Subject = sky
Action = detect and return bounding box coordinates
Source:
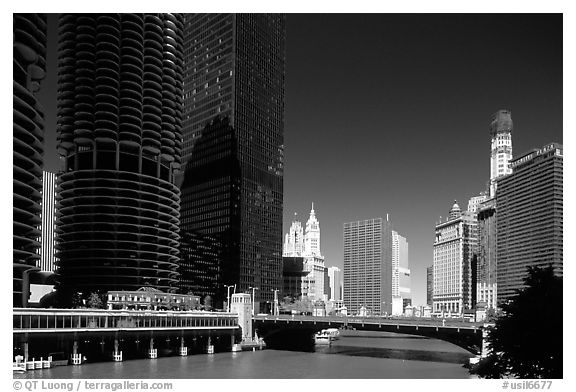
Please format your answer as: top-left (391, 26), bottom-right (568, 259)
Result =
top-left (37, 14), bottom-right (562, 306)
top-left (282, 14), bottom-right (562, 305)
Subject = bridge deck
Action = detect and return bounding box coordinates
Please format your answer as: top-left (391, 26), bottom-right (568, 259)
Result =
top-left (13, 308), bottom-right (239, 333)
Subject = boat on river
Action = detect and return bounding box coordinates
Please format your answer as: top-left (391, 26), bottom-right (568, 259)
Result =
top-left (314, 328), bottom-right (340, 345)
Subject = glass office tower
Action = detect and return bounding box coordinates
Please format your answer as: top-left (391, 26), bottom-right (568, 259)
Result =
top-left (181, 14), bottom-right (285, 309)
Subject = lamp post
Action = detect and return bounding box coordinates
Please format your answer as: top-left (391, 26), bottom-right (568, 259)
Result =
top-left (271, 289), bottom-right (279, 316)
top-left (248, 287), bottom-right (259, 316)
top-left (225, 285), bottom-right (235, 313)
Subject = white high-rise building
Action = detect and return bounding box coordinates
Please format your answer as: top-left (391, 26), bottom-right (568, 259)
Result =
top-left (304, 203), bottom-right (321, 257)
top-left (283, 215), bottom-right (304, 257)
top-left (433, 201), bottom-right (478, 315)
top-left (467, 193), bottom-right (488, 213)
top-left (40, 171), bottom-right (57, 272)
top-left (391, 231), bottom-right (410, 315)
top-left (327, 266), bottom-right (342, 301)
top-left (283, 203), bottom-right (326, 300)
top-left (489, 110), bottom-right (513, 198)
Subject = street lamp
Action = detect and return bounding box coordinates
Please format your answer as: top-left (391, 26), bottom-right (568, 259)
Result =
top-left (225, 285), bottom-right (235, 313)
top-left (248, 287), bottom-right (259, 316)
top-left (271, 289), bottom-right (279, 316)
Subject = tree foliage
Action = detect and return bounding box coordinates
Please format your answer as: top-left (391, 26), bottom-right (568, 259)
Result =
top-left (86, 292), bottom-right (105, 309)
top-left (475, 265), bottom-right (562, 378)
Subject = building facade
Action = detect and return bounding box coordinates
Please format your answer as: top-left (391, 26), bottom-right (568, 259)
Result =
top-left (327, 266), bottom-right (342, 301)
top-left (40, 171), bottom-right (57, 272)
top-left (433, 201), bottom-right (478, 315)
top-left (283, 215), bottom-right (304, 257)
top-left (178, 230), bottom-right (222, 300)
top-left (496, 143), bottom-right (563, 304)
top-left (55, 14), bottom-right (183, 297)
top-left (282, 257), bottom-right (307, 300)
top-left (467, 193), bottom-right (488, 214)
top-left (282, 205), bottom-right (326, 300)
top-left (476, 197), bottom-right (497, 309)
top-left (13, 14), bottom-right (47, 306)
top-left (181, 14), bottom-right (286, 310)
top-left (426, 265), bottom-right (433, 306)
top-left (343, 217), bottom-right (393, 316)
top-left (474, 110), bottom-right (515, 309)
top-left (391, 231), bottom-right (411, 315)
top-left (489, 110), bottom-right (513, 197)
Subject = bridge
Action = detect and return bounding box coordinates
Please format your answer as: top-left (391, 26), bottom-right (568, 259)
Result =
top-left (13, 308), bottom-right (241, 363)
top-left (253, 314), bottom-right (485, 354)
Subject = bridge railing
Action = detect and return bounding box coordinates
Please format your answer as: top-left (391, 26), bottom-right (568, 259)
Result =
top-left (253, 314), bottom-right (482, 329)
top-left (13, 308), bottom-right (239, 332)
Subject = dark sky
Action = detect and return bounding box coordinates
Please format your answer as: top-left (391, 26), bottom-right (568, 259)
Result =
top-left (282, 14), bottom-right (562, 305)
top-left (39, 14), bottom-right (563, 305)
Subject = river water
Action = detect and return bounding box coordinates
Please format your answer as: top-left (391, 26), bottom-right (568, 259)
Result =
top-left (15, 331), bottom-right (475, 379)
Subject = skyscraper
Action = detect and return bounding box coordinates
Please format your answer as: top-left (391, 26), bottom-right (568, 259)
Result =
top-left (327, 266), bottom-right (342, 301)
top-left (282, 205), bottom-right (325, 300)
top-left (13, 13), bottom-right (47, 307)
top-left (343, 217), bottom-right (392, 316)
top-left (391, 231), bottom-right (410, 315)
top-left (496, 143), bottom-right (563, 304)
top-left (489, 110), bottom-right (513, 197)
top-left (55, 14), bottom-right (184, 297)
top-left (181, 14), bottom-right (286, 309)
top-left (40, 171), bottom-right (57, 272)
top-left (476, 110), bottom-right (514, 309)
top-left (477, 197), bottom-right (497, 309)
top-left (433, 201), bottom-right (478, 315)
top-left (283, 215), bottom-right (304, 257)
top-left (426, 265), bottom-right (433, 306)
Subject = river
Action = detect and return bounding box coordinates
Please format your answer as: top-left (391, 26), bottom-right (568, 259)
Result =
top-left (15, 330), bottom-right (475, 379)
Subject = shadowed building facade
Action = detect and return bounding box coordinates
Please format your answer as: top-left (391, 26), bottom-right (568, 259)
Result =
top-left (181, 14), bottom-right (286, 309)
top-left (13, 13), bottom-right (47, 307)
top-left (496, 143), bottom-right (563, 304)
top-left (55, 14), bottom-right (184, 297)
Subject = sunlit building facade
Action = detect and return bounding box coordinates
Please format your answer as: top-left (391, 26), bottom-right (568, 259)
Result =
top-left (343, 217), bottom-right (392, 316)
top-left (433, 201), bottom-right (477, 315)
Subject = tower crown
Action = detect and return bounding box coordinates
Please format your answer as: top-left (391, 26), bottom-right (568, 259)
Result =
top-left (490, 109), bottom-right (513, 137)
top-left (448, 200), bottom-right (462, 220)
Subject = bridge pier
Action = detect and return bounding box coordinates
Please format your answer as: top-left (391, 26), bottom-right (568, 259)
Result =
top-left (207, 336), bottom-right (214, 354)
top-left (148, 337), bottom-right (157, 359)
top-left (113, 338), bottom-right (122, 362)
top-left (71, 339), bottom-right (82, 365)
top-left (21, 341), bottom-right (29, 362)
top-left (179, 337), bottom-right (187, 356)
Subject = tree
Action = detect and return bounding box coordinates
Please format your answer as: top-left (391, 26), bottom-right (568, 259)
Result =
top-left (475, 265), bottom-right (562, 378)
top-left (71, 292), bottom-right (84, 308)
top-left (204, 295), bottom-right (213, 310)
top-left (86, 292), bottom-right (104, 309)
